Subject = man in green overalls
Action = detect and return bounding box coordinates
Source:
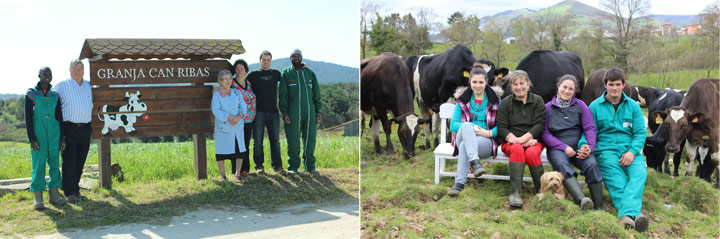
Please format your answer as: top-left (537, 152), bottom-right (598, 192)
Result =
top-left (24, 67), bottom-right (67, 209)
top-left (279, 49), bottom-right (322, 175)
top-left (588, 68), bottom-right (648, 232)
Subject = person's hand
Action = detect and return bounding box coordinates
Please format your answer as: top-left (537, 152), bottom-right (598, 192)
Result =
top-left (576, 145), bottom-right (591, 159)
top-left (212, 87), bottom-right (228, 97)
top-left (228, 115), bottom-right (240, 126)
top-left (521, 139), bottom-right (537, 147)
top-left (31, 141), bottom-right (39, 152)
top-left (474, 125), bottom-right (483, 136)
top-left (506, 133), bottom-right (518, 144)
top-left (316, 112), bottom-right (322, 125)
top-left (283, 112), bottom-right (291, 124)
top-left (59, 139), bottom-right (66, 151)
top-left (564, 146), bottom-right (576, 158)
top-left (619, 151), bottom-right (635, 167)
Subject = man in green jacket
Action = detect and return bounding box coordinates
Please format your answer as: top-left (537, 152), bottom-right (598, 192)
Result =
top-left (279, 49), bottom-right (322, 175)
top-left (588, 67), bottom-right (648, 232)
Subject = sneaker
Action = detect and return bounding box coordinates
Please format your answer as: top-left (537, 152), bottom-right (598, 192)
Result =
top-left (287, 170), bottom-right (298, 176)
top-left (275, 168), bottom-right (287, 176)
top-left (308, 170), bottom-right (320, 176)
top-left (634, 214), bottom-right (649, 232)
top-left (67, 194), bottom-right (81, 203)
top-left (257, 167), bottom-right (266, 175)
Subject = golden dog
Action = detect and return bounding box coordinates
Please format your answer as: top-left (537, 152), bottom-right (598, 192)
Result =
top-left (537, 171), bottom-right (567, 201)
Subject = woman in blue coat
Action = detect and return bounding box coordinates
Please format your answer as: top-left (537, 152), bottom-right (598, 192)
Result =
top-left (212, 70), bottom-right (246, 181)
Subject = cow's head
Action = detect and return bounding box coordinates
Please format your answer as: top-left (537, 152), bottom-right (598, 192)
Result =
top-left (643, 124), bottom-right (669, 169)
top-left (653, 106), bottom-right (705, 153)
top-left (391, 113), bottom-right (430, 158)
top-left (124, 90), bottom-right (147, 112)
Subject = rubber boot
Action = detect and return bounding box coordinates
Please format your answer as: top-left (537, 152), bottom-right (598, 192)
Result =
top-left (48, 188), bottom-right (67, 206)
top-left (447, 183), bottom-right (465, 197)
top-left (508, 162), bottom-right (525, 208)
top-left (588, 182), bottom-right (604, 210)
top-left (563, 177), bottom-right (593, 210)
top-left (33, 191), bottom-right (45, 210)
top-left (634, 214), bottom-right (649, 232)
top-left (469, 159), bottom-right (486, 177)
top-left (528, 164), bottom-right (544, 194)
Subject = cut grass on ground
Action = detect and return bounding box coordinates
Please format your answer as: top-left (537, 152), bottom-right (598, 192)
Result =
top-left (1, 167), bottom-right (359, 238)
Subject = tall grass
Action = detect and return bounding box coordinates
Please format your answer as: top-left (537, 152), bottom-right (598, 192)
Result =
top-left (0, 135), bottom-right (358, 182)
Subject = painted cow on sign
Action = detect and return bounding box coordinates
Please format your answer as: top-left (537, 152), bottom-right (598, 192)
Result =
top-left (98, 91), bottom-right (148, 137)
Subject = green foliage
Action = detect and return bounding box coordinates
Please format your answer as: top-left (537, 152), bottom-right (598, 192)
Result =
top-left (368, 12), bottom-right (433, 57)
top-left (0, 136), bottom-right (358, 181)
top-left (442, 12), bottom-right (481, 47)
top-left (318, 83), bottom-right (358, 129)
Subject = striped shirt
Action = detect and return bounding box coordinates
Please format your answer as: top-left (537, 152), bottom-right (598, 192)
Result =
top-left (53, 78), bottom-right (93, 123)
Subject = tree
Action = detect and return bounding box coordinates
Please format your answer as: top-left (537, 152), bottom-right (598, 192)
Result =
top-left (698, 0), bottom-right (720, 77)
top-left (511, 11), bottom-right (573, 52)
top-left (601, 0), bottom-right (651, 71)
top-left (361, 1), bottom-right (382, 59)
top-left (400, 13), bottom-right (432, 56)
top-left (442, 12), bottom-right (481, 47)
top-left (368, 13), bottom-right (405, 55)
top-left (479, 19), bottom-right (511, 68)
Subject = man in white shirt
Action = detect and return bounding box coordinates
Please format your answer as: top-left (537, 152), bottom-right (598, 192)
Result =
top-left (53, 59), bottom-right (93, 203)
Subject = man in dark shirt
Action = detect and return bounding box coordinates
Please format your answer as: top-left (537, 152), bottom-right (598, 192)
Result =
top-left (245, 50), bottom-right (285, 175)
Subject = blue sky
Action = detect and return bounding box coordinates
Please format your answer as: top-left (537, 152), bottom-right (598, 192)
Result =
top-left (0, 0), bottom-right (359, 94)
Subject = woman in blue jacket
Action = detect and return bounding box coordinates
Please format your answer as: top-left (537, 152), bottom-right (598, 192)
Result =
top-left (212, 70), bottom-right (246, 181)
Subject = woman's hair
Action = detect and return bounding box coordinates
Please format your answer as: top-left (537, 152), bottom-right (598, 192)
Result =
top-left (217, 70), bottom-right (232, 82)
top-left (508, 70), bottom-right (531, 87)
top-left (470, 67), bottom-right (487, 78)
top-left (556, 74), bottom-right (578, 88)
top-left (232, 59), bottom-right (249, 75)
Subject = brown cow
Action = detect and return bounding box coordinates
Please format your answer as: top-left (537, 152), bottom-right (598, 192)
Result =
top-left (581, 68), bottom-right (638, 105)
top-left (653, 78), bottom-right (719, 187)
top-left (361, 53), bottom-right (429, 158)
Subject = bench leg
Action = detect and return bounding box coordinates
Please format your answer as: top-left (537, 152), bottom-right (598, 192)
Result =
top-left (434, 156), bottom-right (441, 184)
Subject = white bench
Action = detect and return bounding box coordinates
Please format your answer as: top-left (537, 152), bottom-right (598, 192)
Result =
top-left (433, 103), bottom-right (584, 185)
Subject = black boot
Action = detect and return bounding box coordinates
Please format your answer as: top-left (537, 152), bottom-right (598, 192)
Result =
top-left (563, 176), bottom-right (593, 210)
top-left (528, 164), bottom-right (544, 194)
top-left (508, 162), bottom-right (525, 207)
top-left (469, 159), bottom-right (486, 177)
top-left (588, 182), bottom-right (604, 210)
top-left (448, 182), bottom-right (465, 197)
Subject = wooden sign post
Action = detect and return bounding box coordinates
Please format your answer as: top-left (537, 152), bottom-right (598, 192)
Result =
top-left (79, 38), bottom-right (245, 188)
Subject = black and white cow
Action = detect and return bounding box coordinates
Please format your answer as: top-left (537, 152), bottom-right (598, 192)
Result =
top-left (643, 88), bottom-right (685, 175)
top-left (512, 50), bottom-right (585, 103)
top-left (98, 91), bottom-right (148, 137)
top-left (405, 45), bottom-right (507, 148)
top-left (362, 53), bottom-right (429, 158)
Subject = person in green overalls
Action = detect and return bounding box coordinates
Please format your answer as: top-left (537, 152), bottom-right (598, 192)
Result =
top-left (279, 49), bottom-right (322, 175)
top-left (588, 68), bottom-right (648, 232)
top-left (24, 67), bottom-right (67, 209)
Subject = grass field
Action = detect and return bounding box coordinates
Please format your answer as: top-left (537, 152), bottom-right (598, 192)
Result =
top-left (0, 135), bottom-right (359, 237)
top-left (360, 129), bottom-right (719, 238)
top-left (1, 135), bottom-right (358, 181)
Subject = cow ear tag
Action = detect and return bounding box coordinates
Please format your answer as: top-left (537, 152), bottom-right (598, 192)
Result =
top-left (655, 116), bottom-right (662, 124)
top-left (463, 71), bottom-right (470, 78)
top-left (691, 116), bottom-right (699, 123)
top-left (497, 73), bottom-right (504, 78)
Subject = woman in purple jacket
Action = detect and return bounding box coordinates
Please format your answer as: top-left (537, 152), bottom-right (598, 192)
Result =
top-left (541, 75), bottom-right (603, 210)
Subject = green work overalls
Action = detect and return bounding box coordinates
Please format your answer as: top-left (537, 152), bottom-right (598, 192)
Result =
top-left (30, 88), bottom-right (62, 192)
top-left (280, 66), bottom-right (322, 172)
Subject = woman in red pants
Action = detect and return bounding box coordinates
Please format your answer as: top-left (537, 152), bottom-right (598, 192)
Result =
top-left (496, 70), bottom-right (546, 208)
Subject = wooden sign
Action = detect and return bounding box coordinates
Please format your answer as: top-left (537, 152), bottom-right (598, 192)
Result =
top-left (90, 60), bottom-right (231, 139)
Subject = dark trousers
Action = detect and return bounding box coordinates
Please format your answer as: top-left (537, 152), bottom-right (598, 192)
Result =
top-left (61, 122), bottom-right (91, 196)
top-left (231, 121), bottom-right (254, 173)
top-left (253, 111), bottom-right (282, 170)
top-left (547, 148), bottom-right (603, 184)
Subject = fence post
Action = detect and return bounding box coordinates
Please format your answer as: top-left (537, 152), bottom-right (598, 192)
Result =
top-left (98, 138), bottom-right (112, 188)
top-left (193, 133), bottom-right (207, 179)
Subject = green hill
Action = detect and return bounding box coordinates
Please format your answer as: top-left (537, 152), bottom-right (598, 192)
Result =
top-left (248, 58), bottom-right (359, 84)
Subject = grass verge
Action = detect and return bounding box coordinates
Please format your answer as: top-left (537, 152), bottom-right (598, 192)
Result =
top-left (1, 167), bottom-right (358, 238)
